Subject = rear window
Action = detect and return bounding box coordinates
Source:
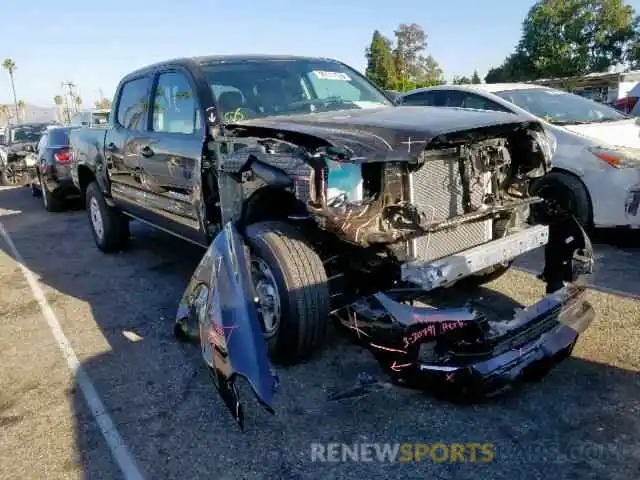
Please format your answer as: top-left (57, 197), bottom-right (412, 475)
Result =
top-left (48, 128), bottom-right (71, 146)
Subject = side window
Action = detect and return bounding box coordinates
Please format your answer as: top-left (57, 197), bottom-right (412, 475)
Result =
top-left (116, 77), bottom-right (150, 131)
top-left (400, 91), bottom-right (437, 106)
top-left (152, 71), bottom-right (200, 134)
top-left (439, 90), bottom-right (466, 107)
top-left (460, 93), bottom-right (511, 112)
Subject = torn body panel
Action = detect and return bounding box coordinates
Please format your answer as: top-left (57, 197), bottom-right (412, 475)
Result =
top-left (175, 222), bottom-right (276, 430)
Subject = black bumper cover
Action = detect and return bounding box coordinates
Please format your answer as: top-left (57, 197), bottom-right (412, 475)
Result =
top-left (335, 216), bottom-right (595, 399)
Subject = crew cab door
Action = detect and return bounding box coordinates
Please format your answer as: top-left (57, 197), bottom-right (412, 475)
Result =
top-left (106, 74), bottom-right (153, 212)
top-left (133, 68), bottom-right (206, 244)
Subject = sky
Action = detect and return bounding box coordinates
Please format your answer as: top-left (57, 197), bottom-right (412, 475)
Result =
top-left (2, 0), bottom-right (640, 108)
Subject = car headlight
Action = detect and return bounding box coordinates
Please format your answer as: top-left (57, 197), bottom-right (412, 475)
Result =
top-left (588, 146), bottom-right (640, 169)
top-left (534, 129), bottom-right (557, 164)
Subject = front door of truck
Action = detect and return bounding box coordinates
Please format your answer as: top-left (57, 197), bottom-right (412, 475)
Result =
top-left (135, 68), bottom-right (206, 244)
top-left (107, 74), bottom-right (153, 215)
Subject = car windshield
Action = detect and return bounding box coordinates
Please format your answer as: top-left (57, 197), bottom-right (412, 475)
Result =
top-left (92, 111), bottom-right (109, 124)
top-left (201, 58), bottom-right (392, 121)
top-left (494, 88), bottom-right (629, 125)
top-left (11, 125), bottom-right (49, 143)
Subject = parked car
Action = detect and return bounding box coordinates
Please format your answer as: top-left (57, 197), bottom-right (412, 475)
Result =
top-left (400, 84), bottom-right (640, 229)
top-left (70, 55), bottom-right (595, 428)
top-left (70, 109), bottom-right (110, 127)
top-left (0, 122), bottom-right (53, 185)
top-left (28, 126), bottom-right (81, 211)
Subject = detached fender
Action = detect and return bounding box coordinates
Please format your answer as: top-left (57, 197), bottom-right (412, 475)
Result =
top-left (175, 221), bottom-right (277, 430)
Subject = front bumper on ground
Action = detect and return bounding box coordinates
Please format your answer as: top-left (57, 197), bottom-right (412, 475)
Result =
top-left (338, 215), bottom-right (595, 399)
top-left (337, 280), bottom-right (594, 399)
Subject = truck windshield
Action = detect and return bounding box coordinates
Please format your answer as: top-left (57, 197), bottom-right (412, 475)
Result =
top-left (11, 125), bottom-right (48, 143)
top-left (201, 58), bottom-right (392, 121)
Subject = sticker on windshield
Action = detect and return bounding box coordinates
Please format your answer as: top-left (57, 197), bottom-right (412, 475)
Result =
top-left (312, 70), bottom-right (352, 81)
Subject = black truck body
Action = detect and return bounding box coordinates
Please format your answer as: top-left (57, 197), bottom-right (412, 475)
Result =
top-left (69, 55), bottom-right (595, 429)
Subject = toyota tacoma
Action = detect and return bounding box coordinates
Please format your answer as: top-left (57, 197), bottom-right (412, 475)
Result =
top-left (69, 55), bottom-right (595, 429)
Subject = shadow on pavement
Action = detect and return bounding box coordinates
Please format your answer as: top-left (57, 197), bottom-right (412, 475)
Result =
top-left (0, 186), bottom-right (639, 479)
top-left (514, 227), bottom-right (640, 300)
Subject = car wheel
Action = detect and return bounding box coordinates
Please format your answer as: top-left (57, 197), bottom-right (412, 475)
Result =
top-left (40, 176), bottom-right (64, 212)
top-left (85, 181), bottom-right (129, 252)
top-left (530, 171), bottom-right (592, 228)
top-left (31, 180), bottom-right (42, 197)
top-left (245, 221), bottom-right (330, 364)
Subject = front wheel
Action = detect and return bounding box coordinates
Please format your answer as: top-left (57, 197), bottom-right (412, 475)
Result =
top-left (245, 221), bottom-right (330, 364)
top-left (530, 171), bottom-right (592, 228)
top-left (85, 181), bottom-right (129, 252)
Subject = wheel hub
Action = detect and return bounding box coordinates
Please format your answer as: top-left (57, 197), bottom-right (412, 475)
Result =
top-left (251, 257), bottom-right (281, 336)
top-left (89, 197), bottom-right (104, 241)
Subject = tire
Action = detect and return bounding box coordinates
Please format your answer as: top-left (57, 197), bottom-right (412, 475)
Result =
top-left (40, 176), bottom-right (64, 212)
top-left (245, 221), bottom-right (330, 364)
top-left (85, 181), bottom-right (129, 252)
top-left (530, 171), bottom-right (592, 228)
top-left (31, 181), bottom-right (42, 197)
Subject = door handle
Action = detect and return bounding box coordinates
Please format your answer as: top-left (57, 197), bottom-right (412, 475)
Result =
top-left (140, 145), bottom-right (155, 158)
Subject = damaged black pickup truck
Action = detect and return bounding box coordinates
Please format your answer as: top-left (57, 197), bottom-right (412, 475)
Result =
top-left (69, 55), bottom-right (595, 429)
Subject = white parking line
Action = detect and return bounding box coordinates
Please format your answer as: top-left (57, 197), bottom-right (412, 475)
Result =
top-left (0, 221), bottom-right (145, 480)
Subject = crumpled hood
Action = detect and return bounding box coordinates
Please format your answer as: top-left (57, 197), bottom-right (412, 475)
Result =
top-left (561, 119), bottom-right (640, 148)
top-left (232, 106), bottom-right (540, 158)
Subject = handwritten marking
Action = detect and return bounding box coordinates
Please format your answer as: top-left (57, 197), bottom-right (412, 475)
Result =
top-left (391, 361), bottom-right (413, 372)
top-left (439, 320), bottom-right (467, 333)
top-left (400, 137), bottom-right (427, 153)
top-left (369, 342), bottom-right (407, 354)
top-left (349, 311), bottom-right (370, 339)
top-left (402, 324), bottom-right (437, 349)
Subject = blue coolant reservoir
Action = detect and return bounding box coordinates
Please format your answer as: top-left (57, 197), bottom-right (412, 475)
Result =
top-left (326, 160), bottom-right (363, 202)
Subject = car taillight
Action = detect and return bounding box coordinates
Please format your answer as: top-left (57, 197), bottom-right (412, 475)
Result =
top-left (54, 151), bottom-right (70, 163)
top-left (615, 96), bottom-right (638, 113)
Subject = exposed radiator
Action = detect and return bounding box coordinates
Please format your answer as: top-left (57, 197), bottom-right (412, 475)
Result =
top-left (408, 153), bottom-right (493, 263)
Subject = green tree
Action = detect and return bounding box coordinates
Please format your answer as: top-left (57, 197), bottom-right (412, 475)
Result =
top-left (486, 0), bottom-right (639, 82)
top-left (94, 97), bottom-right (112, 110)
top-left (365, 30), bottom-right (397, 89)
top-left (16, 100), bottom-right (25, 121)
top-left (2, 58), bottom-right (19, 123)
top-left (453, 75), bottom-right (472, 84)
top-left (471, 70), bottom-right (482, 84)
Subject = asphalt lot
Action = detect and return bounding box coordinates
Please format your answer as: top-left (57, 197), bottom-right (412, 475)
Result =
top-left (0, 184), bottom-right (639, 480)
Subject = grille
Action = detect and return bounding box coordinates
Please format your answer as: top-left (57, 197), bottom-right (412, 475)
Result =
top-left (408, 154), bottom-right (493, 263)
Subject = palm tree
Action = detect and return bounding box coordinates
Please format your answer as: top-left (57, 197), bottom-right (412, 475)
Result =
top-left (16, 100), bottom-right (25, 122)
top-left (2, 59), bottom-right (19, 123)
top-left (0, 104), bottom-right (10, 126)
top-left (53, 95), bottom-right (64, 123)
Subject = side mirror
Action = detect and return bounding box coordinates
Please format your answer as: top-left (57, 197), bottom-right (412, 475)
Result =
top-left (384, 90), bottom-right (402, 105)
